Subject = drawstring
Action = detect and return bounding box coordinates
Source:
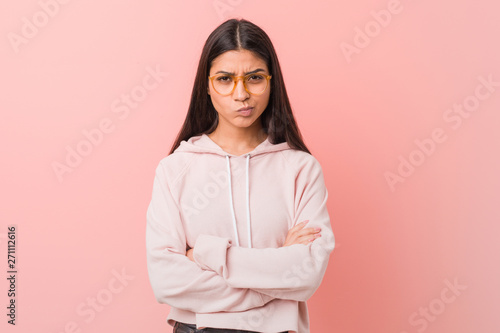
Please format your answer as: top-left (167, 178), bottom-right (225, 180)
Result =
top-left (225, 154), bottom-right (252, 248)
top-left (245, 153), bottom-right (252, 248)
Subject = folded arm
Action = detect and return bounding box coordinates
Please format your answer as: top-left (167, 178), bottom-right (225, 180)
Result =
top-left (146, 161), bottom-right (275, 313)
top-left (193, 156), bottom-right (335, 302)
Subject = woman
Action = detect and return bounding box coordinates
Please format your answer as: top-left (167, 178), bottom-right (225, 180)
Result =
top-left (146, 18), bottom-right (335, 333)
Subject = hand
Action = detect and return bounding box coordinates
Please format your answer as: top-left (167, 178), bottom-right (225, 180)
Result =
top-left (282, 220), bottom-right (321, 247)
top-left (186, 247), bottom-right (195, 262)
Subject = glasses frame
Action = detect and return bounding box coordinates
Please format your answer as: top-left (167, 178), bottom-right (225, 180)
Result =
top-left (208, 73), bottom-right (272, 96)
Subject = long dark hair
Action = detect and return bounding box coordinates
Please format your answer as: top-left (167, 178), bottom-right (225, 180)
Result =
top-left (168, 18), bottom-right (311, 155)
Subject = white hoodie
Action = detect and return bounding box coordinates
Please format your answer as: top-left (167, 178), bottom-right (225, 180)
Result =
top-left (146, 133), bottom-right (335, 333)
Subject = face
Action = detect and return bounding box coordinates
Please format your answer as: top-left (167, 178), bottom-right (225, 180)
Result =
top-left (207, 49), bottom-right (271, 131)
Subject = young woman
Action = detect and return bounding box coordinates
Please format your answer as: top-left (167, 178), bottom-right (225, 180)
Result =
top-left (146, 18), bottom-right (335, 333)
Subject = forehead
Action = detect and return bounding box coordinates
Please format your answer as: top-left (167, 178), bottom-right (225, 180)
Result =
top-left (210, 49), bottom-right (268, 73)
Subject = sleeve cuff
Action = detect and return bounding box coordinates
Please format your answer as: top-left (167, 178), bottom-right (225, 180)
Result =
top-left (193, 234), bottom-right (232, 274)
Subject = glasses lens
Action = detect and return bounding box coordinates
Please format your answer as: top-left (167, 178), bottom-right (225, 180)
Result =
top-left (245, 74), bottom-right (268, 95)
top-left (213, 75), bottom-right (235, 95)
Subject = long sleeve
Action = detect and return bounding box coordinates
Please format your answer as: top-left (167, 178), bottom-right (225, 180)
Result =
top-left (146, 160), bottom-right (275, 313)
top-left (192, 156), bottom-right (335, 302)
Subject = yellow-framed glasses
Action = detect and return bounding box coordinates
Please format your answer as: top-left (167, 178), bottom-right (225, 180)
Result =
top-left (208, 73), bottom-right (272, 96)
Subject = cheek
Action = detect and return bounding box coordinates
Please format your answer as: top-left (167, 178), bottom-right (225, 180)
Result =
top-left (211, 95), bottom-right (230, 113)
top-left (257, 93), bottom-right (271, 108)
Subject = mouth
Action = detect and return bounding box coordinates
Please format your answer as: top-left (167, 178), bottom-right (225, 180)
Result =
top-left (237, 106), bottom-right (254, 116)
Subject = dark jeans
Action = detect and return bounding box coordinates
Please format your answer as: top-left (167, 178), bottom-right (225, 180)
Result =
top-left (173, 321), bottom-right (288, 333)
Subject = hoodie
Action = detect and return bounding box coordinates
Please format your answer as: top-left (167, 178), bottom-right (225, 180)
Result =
top-left (146, 133), bottom-right (335, 333)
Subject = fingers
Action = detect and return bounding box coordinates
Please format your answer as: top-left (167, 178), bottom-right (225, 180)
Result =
top-left (282, 220), bottom-right (322, 247)
top-left (296, 226), bottom-right (321, 237)
top-left (291, 222), bottom-right (322, 244)
top-left (291, 221), bottom-right (322, 237)
top-left (292, 220), bottom-right (309, 230)
top-left (299, 231), bottom-right (321, 243)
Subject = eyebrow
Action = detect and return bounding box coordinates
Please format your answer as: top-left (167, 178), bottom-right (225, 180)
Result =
top-left (214, 68), bottom-right (266, 75)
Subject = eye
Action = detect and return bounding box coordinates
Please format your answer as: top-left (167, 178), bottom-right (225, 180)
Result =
top-left (216, 76), bottom-right (232, 82)
top-left (248, 74), bottom-right (264, 81)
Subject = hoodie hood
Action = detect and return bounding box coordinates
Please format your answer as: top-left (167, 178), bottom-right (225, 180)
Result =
top-left (175, 133), bottom-right (291, 157)
top-left (174, 133), bottom-right (292, 248)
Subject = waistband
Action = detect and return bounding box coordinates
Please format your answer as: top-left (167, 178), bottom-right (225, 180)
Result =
top-left (175, 321), bottom-right (289, 333)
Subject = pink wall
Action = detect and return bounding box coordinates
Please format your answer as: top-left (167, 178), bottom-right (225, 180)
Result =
top-left (2, 0), bottom-right (499, 332)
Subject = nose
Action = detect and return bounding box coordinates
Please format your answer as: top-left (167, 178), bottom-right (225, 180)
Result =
top-left (233, 77), bottom-right (250, 100)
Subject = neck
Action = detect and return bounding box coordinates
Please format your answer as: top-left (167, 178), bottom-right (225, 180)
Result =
top-left (208, 125), bottom-right (268, 152)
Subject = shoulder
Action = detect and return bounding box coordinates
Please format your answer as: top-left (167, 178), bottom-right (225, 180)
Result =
top-left (281, 150), bottom-right (328, 192)
top-left (153, 152), bottom-right (197, 187)
top-left (280, 149), bottom-right (323, 174)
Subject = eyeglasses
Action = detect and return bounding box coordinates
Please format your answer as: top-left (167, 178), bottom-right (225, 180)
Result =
top-left (208, 73), bottom-right (272, 96)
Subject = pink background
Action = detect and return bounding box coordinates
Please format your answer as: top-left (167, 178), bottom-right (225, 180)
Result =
top-left (2, 0), bottom-right (499, 332)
